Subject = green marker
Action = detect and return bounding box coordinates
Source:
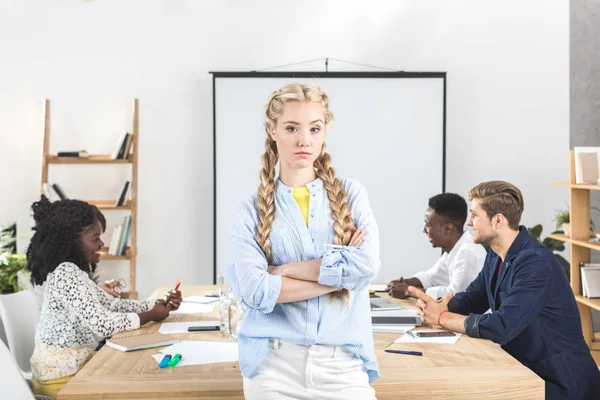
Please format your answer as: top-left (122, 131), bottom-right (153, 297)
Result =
top-left (167, 353), bottom-right (182, 367)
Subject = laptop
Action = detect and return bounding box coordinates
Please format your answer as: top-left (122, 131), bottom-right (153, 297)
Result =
top-left (371, 309), bottom-right (423, 326)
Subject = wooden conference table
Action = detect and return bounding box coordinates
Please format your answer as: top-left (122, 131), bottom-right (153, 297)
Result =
top-left (57, 285), bottom-right (544, 399)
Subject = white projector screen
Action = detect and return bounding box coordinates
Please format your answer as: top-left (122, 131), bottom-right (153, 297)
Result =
top-left (212, 72), bottom-right (446, 285)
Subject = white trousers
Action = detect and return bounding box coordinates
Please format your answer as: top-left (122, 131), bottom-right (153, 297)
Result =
top-left (243, 339), bottom-right (377, 400)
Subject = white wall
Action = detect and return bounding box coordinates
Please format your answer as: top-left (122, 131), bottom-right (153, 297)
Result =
top-left (0, 0), bottom-right (569, 298)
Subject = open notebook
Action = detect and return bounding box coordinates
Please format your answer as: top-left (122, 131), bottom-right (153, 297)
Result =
top-left (106, 331), bottom-right (179, 352)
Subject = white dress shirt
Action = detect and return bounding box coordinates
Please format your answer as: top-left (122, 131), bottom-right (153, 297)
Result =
top-left (414, 231), bottom-right (487, 299)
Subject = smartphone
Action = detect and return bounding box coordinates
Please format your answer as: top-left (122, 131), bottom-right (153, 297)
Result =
top-left (416, 331), bottom-right (455, 337)
top-left (187, 326), bottom-right (220, 332)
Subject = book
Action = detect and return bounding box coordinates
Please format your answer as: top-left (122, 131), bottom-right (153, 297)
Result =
top-left (118, 215), bottom-right (131, 256)
top-left (51, 183), bottom-right (67, 200)
top-left (116, 181), bottom-right (130, 206)
top-left (105, 331), bottom-right (179, 352)
top-left (123, 133), bottom-right (134, 160)
top-left (57, 150), bottom-right (89, 158)
top-left (43, 183), bottom-right (59, 201)
top-left (112, 131), bottom-right (128, 160)
top-left (116, 133), bottom-right (132, 160)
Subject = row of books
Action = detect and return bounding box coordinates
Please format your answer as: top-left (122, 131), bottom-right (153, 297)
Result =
top-left (42, 181), bottom-right (131, 207)
top-left (107, 214), bottom-right (132, 256)
top-left (43, 183), bottom-right (67, 201)
top-left (574, 147), bottom-right (600, 185)
top-left (112, 131), bottom-right (134, 160)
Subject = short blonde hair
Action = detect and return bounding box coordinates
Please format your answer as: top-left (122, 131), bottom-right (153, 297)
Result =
top-left (469, 181), bottom-right (524, 230)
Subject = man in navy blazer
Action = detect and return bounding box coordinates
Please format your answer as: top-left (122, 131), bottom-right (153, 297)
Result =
top-left (410, 181), bottom-right (600, 400)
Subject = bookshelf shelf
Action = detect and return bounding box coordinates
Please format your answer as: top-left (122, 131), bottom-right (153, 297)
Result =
top-left (41, 99), bottom-right (139, 299)
top-left (98, 247), bottom-right (130, 261)
top-left (46, 155), bottom-right (132, 164)
top-left (87, 200), bottom-right (132, 210)
top-left (548, 233), bottom-right (600, 252)
top-left (575, 296), bottom-right (600, 312)
top-left (550, 150), bottom-right (599, 359)
top-left (549, 183), bottom-right (600, 191)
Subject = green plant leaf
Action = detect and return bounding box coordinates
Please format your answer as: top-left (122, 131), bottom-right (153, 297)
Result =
top-left (528, 224), bottom-right (543, 241)
top-left (543, 237), bottom-right (566, 252)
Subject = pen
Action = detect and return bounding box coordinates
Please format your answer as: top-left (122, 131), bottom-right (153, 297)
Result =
top-left (407, 331), bottom-right (416, 339)
top-left (164, 279), bottom-right (181, 306)
top-left (167, 353), bottom-right (182, 367)
top-left (384, 349), bottom-right (422, 356)
top-left (159, 354), bottom-right (172, 368)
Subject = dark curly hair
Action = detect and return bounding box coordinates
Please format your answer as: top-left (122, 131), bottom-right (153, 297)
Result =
top-left (26, 195), bottom-right (99, 286)
top-left (428, 193), bottom-right (468, 233)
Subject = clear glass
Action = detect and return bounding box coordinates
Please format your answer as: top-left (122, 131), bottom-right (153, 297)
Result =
top-left (227, 295), bottom-right (245, 340)
top-left (219, 286), bottom-right (232, 337)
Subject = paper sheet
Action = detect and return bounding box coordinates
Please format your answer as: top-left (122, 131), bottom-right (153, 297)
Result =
top-left (182, 296), bottom-right (219, 304)
top-left (152, 340), bottom-right (238, 367)
top-left (158, 320), bottom-right (220, 334)
top-left (395, 331), bottom-right (462, 344)
top-left (372, 325), bottom-right (415, 333)
top-left (170, 302), bottom-right (215, 315)
top-left (369, 284), bottom-right (388, 292)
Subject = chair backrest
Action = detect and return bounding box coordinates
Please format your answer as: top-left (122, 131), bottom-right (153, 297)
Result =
top-left (0, 290), bottom-right (39, 380)
top-left (0, 337), bottom-right (35, 399)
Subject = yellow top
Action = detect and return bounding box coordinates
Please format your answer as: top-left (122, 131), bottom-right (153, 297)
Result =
top-left (292, 187), bottom-right (310, 225)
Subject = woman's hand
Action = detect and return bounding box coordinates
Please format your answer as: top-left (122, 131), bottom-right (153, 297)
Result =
top-left (348, 227), bottom-right (366, 247)
top-left (162, 289), bottom-right (182, 310)
top-left (102, 279), bottom-right (123, 298)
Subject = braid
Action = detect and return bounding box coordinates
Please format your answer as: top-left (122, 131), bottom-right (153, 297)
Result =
top-left (314, 145), bottom-right (355, 304)
top-left (255, 137), bottom-right (279, 262)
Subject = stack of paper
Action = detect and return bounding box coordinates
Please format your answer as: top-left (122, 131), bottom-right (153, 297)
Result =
top-left (152, 340), bottom-right (238, 367)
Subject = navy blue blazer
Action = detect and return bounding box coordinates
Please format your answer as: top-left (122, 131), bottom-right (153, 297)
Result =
top-left (449, 227), bottom-right (600, 400)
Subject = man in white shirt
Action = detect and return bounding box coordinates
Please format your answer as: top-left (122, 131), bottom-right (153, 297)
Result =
top-left (386, 193), bottom-right (487, 299)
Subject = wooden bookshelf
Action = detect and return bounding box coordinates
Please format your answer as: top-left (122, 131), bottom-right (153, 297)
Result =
top-left (550, 150), bottom-right (599, 358)
top-left (40, 99), bottom-right (139, 299)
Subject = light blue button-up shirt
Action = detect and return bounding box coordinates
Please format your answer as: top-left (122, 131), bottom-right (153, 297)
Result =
top-left (228, 177), bottom-right (381, 382)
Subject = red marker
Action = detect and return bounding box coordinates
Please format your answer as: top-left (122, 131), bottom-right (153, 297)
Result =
top-left (164, 279), bottom-right (181, 306)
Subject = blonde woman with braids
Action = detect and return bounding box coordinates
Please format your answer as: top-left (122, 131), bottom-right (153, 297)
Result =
top-left (229, 83), bottom-right (380, 399)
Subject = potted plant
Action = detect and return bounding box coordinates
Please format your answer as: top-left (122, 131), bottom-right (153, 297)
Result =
top-left (555, 209), bottom-right (570, 237)
top-left (0, 252), bottom-right (27, 294)
top-left (0, 222), bottom-right (28, 293)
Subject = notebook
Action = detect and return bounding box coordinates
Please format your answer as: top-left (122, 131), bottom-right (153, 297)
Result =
top-left (105, 331), bottom-right (180, 352)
